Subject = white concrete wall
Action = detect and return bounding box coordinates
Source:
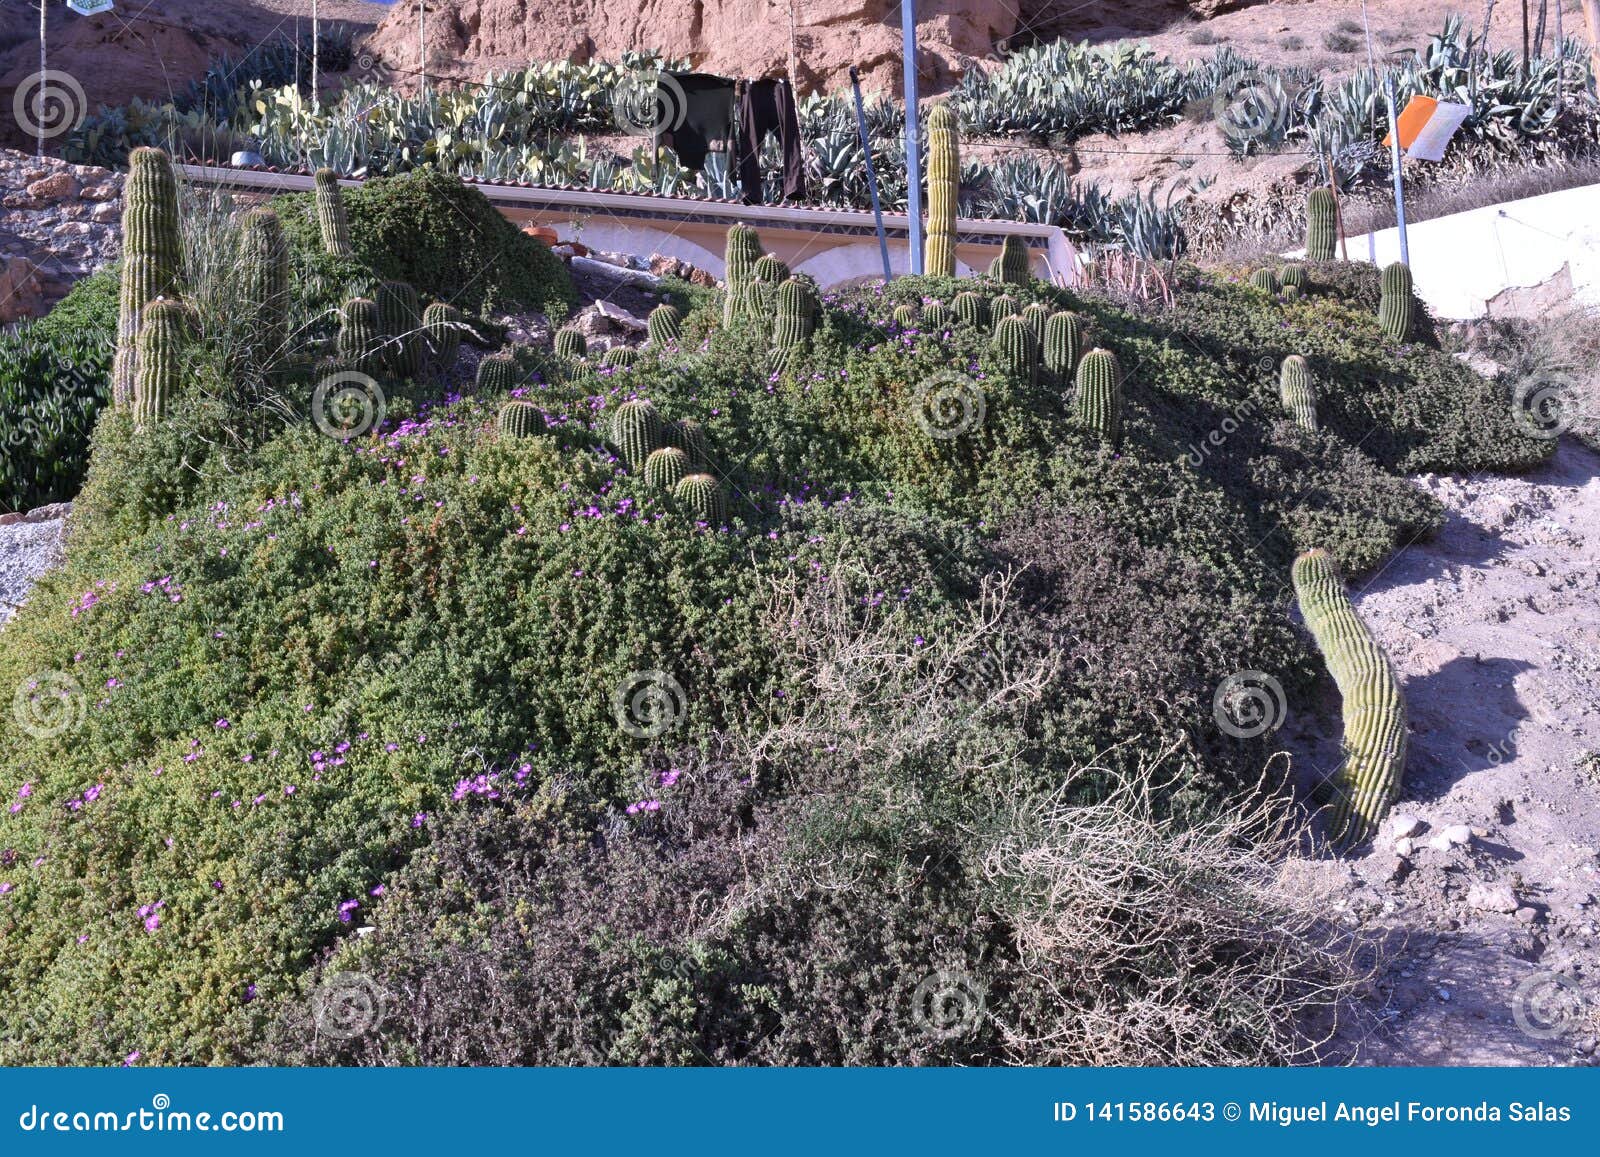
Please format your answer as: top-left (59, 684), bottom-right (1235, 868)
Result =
top-left (1337, 181), bottom-right (1600, 319)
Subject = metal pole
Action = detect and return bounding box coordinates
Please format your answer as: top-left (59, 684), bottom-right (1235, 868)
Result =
top-left (850, 67), bottom-right (893, 282)
top-left (37, 0), bottom-right (45, 158)
top-left (1556, 0), bottom-right (1565, 115)
top-left (1523, 0), bottom-right (1531, 70)
top-left (312, 0), bottom-right (320, 114)
top-left (419, 2), bottom-right (427, 97)
top-left (1384, 76), bottom-right (1410, 266)
top-left (901, 1), bottom-right (923, 275)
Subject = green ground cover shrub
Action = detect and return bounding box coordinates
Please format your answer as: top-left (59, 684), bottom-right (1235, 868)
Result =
top-left (0, 319), bottom-right (114, 513)
top-left (0, 203), bottom-right (1546, 1063)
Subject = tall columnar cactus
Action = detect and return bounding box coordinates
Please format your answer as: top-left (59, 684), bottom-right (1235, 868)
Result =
top-left (132, 298), bottom-right (188, 428)
top-left (1279, 355), bottom-right (1319, 431)
top-left (893, 303), bottom-right (920, 328)
top-left (1074, 348), bottom-right (1123, 449)
top-left (113, 146), bottom-right (183, 409)
top-left (952, 291), bottom-right (988, 329)
top-left (337, 297), bottom-right (383, 376)
top-left (1043, 311), bottom-right (1083, 382)
top-left (1020, 301), bottom-right (1051, 336)
top-left (602, 346), bottom-right (639, 369)
top-left (475, 350), bottom-right (518, 393)
top-left (1306, 187), bottom-right (1338, 262)
top-left (722, 223), bottom-right (763, 327)
top-left (993, 315), bottom-right (1040, 388)
top-left (315, 167), bottom-right (354, 257)
top-left (667, 418), bottom-right (710, 470)
top-left (647, 304), bottom-right (682, 346)
top-left (989, 235), bottom-right (1030, 285)
top-left (423, 302), bottom-right (462, 368)
top-left (554, 328), bottom-right (588, 360)
top-left (989, 294), bottom-right (1019, 321)
top-left (644, 446), bottom-right (690, 491)
top-left (237, 207), bottom-right (288, 370)
top-left (1292, 547), bottom-right (1407, 846)
top-left (377, 280), bottom-right (423, 379)
top-left (612, 398), bottom-right (664, 468)
top-left (674, 473), bottom-right (727, 526)
top-left (924, 102), bottom-right (960, 278)
top-left (1379, 261), bottom-right (1415, 342)
top-left (497, 399), bottom-right (543, 438)
top-left (923, 300), bottom-right (952, 330)
top-left (1250, 268), bottom-right (1279, 294)
top-left (771, 277), bottom-right (818, 370)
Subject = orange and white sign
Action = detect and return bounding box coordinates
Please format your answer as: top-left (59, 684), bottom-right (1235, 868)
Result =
top-left (1383, 96), bottom-right (1473, 163)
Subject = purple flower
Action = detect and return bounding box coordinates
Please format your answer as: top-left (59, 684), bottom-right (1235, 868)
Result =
top-left (337, 899), bottom-right (360, 923)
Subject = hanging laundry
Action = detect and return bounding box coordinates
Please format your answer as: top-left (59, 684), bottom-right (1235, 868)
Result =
top-left (734, 78), bottom-right (808, 205)
top-left (657, 73), bottom-right (737, 173)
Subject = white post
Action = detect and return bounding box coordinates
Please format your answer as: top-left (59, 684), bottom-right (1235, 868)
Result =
top-left (37, 0), bottom-right (45, 158)
top-left (901, 0), bottom-right (923, 275)
top-left (419, 2), bottom-right (427, 97)
top-left (312, 0), bottom-right (320, 114)
top-left (1384, 76), bottom-right (1410, 266)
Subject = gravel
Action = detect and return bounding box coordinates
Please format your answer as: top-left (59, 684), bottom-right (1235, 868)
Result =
top-left (0, 516), bottom-right (66, 626)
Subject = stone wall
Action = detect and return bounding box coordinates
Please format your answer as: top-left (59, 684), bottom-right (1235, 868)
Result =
top-left (0, 148), bottom-right (122, 324)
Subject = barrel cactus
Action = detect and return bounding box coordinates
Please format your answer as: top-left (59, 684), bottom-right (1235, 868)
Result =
top-left (674, 472), bottom-right (728, 526)
top-left (1250, 268), bottom-right (1279, 294)
top-left (475, 350), bottom-right (518, 393)
top-left (893, 304), bottom-right (920, 328)
top-left (993, 315), bottom-right (1039, 388)
top-left (771, 277), bottom-right (818, 370)
top-left (423, 302), bottom-right (462, 368)
top-left (1043, 311), bottom-right (1083, 382)
top-left (377, 281), bottom-right (423, 379)
top-left (1279, 264), bottom-right (1307, 292)
top-left (1281, 284), bottom-right (1303, 303)
top-left (114, 147), bottom-right (184, 409)
top-left (643, 446), bottom-right (690, 491)
top-left (497, 399), bottom-right (543, 438)
top-left (1279, 355), bottom-right (1318, 431)
top-left (237, 207), bottom-right (288, 371)
top-left (612, 398), bottom-right (664, 468)
top-left (952, 291), bottom-right (988, 329)
top-left (1292, 548), bottom-right (1407, 846)
top-left (924, 102), bottom-right (959, 278)
top-left (133, 298), bottom-right (189, 428)
top-left (602, 347), bottom-right (639, 369)
top-left (337, 297), bottom-right (383, 376)
top-left (988, 235), bottom-right (1030, 285)
top-left (1074, 348), bottom-right (1123, 448)
top-left (989, 294), bottom-right (1019, 321)
top-left (722, 223), bottom-right (763, 326)
top-left (1020, 301), bottom-right (1051, 336)
top-left (667, 417), bottom-right (710, 470)
top-left (647, 304), bottom-right (682, 346)
top-left (1306, 187), bottom-right (1337, 262)
top-left (315, 167), bottom-right (354, 257)
top-left (923, 300), bottom-right (952, 330)
top-left (1379, 261), bottom-right (1415, 342)
top-left (753, 254), bottom-right (790, 284)
top-left (554, 328), bottom-right (588, 360)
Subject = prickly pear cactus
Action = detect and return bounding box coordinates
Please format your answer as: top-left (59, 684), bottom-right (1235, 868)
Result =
top-left (647, 304), bottom-right (682, 346)
top-left (1074, 347), bottom-right (1123, 449)
top-left (315, 168), bottom-right (354, 258)
top-left (612, 398), bottom-right (664, 468)
top-left (644, 446), bottom-right (690, 491)
top-left (993, 315), bottom-right (1039, 388)
top-left (924, 103), bottom-right (959, 278)
top-left (1292, 547), bottom-right (1407, 846)
top-left (1279, 355), bottom-right (1318, 431)
top-left (1306, 188), bottom-right (1337, 262)
top-left (114, 147), bottom-right (184, 409)
top-left (1379, 261), bottom-right (1415, 342)
top-left (674, 472), bottom-right (728, 526)
top-left (1043, 311), bottom-right (1083, 382)
top-left (133, 298), bottom-right (189, 428)
top-left (497, 399), bottom-right (543, 438)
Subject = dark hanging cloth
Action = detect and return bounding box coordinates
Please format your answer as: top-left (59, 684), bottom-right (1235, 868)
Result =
top-left (657, 73), bottom-right (736, 172)
top-left (734, 78), bottom-right (808, 205)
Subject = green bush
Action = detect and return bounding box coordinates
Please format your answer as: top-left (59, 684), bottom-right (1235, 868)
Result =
top-left (274, 168), bottom-right (576, 318)
top-left (0, 321), bottom-right (113, 513)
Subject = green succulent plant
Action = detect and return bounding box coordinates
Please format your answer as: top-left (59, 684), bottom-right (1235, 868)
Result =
top-left (315, 167), bottom-right (354, 257)
top-left (133, 298), bottom-right (189, 428)
top-left (611, 397), bottom-right (664, 468)
top-left (647, 304), bottom-right (682, 346)
top-left (674, 472), bottom-right (728, 526)
top-left (643, 446), bottom-right (690, 491)
top-left (1074, 347), bottom-right (1123, 448)
top-left (114, 147), bottom-right (184, 409)
top-left (1306, 188), bottom-right (1338, 262)
top-left (1379, 261), bottom-right (1415, 342)
top-left (497, 398), bottom-right (544, 438)
top-left (1279, 355), bottom-right (1318, 431)
top-left (924, 102), bottom-right (960, 278)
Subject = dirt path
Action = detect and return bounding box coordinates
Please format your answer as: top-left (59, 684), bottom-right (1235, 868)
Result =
top-left (1289, 438), bottom-right (1600, 1065)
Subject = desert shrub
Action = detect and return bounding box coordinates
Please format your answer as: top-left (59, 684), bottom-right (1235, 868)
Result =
top-left (0, 321), bottom-right (113, 513)
top-left (274, 168), bottom-right (576, 318)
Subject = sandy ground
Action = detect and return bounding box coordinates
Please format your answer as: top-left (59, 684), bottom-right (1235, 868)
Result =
top-left (1283, 436), bottom-right (1600, 1065)
top-left (0, 513), bottom-right (65, 627)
